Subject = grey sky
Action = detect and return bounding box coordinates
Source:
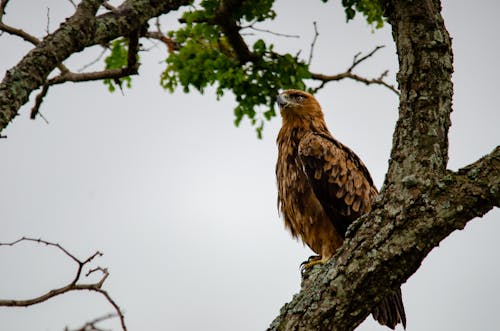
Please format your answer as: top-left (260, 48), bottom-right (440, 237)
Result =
top-left (0, 1), bottom-right (499, 330)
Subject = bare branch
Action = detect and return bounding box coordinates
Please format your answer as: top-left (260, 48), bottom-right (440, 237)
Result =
top-left (0, 21), bottom-right (40, 45)
top-left (45, 7), bottom-right (51, 34)
top-left (310, 46), bottom-right (398, 94)
top-left (0, 237), bottom-right (126, 331)
top-left (65, 0), bottom-right (77, 9)
top-left (243, 25), bottom-right (300, 39)
top-left (66, 313), bottom-right (118, 331)
top-left (308, 21), bottom-right (319, 66)
top-left (78, 47), bottom-right (108, 72)
top-left (348, 45), bottom-right (385, 72)
top-left (30, 84), bottom-right (49, 120)
top-left (311, 70), bottom-right (399, 95)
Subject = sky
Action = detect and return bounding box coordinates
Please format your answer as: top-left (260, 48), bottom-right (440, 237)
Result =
top-left (0, 1), bottom-right (499, 331)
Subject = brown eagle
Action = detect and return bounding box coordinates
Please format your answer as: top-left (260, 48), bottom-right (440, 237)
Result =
top-left (276, 89), bottom-right (406, 329)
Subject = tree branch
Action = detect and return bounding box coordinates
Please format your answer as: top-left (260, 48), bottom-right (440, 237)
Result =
top-left (269, 146), bottom-right (500, 330)
top-left (0, 0), bottom-right (190, 134)
top-left (307, 21), bottom-right (319, 66)
top-left (310, 45), bottom-right (399, 95)
top-left (66, 313), bottom-right (118, 331)
top-left (213, 0), bottom-right (258, 64)
top-left (0, 237), bottom-right (127, 331)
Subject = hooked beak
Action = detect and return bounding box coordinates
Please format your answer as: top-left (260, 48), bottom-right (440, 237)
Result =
top-left (276, 93), bottom-right (288, 108)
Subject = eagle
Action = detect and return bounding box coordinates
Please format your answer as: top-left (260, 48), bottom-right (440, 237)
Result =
top-left (276, 89), bottom-right (406, 329)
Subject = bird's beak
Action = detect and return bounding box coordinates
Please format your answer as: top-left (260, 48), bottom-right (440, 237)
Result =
top-left (276, 93), bottom-right (287, 108)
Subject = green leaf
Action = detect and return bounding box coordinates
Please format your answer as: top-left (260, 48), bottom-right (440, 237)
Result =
top-left (103, 38), bottom-right (134, 93)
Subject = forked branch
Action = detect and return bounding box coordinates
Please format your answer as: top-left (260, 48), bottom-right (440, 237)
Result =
top-left (311, 45), bottom-right (398, 94)
top-left (0, 237), bottom-right (127, 331)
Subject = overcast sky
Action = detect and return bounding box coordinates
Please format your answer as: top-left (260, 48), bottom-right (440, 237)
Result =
top-left (1, 1), bottom-right (499, 331)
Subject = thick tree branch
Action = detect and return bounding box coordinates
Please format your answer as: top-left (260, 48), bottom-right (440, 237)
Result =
top-left (213, 0), bottom-right (258, 64)
top-left (0, 0), bottom-right (190, 134)
top-left (269, 145), bottom-right (500, 330)
top-left (0, 237), bottom-right (127, 331)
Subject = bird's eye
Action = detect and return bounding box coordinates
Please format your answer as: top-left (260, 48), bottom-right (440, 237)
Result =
top-left (294, 95), bottom-right (304, 102)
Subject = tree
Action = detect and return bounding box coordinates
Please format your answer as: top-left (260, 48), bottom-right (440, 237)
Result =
top-left (0, 0), bottom-right (498, 330)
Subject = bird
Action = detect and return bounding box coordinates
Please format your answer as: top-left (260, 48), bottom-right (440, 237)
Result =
top-left (275, 89), bottom-right (406, 329)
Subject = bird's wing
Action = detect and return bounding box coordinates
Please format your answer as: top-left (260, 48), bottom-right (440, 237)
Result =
top-left (298, 132), bottom-right (377, 237)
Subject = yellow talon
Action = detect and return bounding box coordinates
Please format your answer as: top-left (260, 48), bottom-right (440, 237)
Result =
top-left (300, 255), bottom-right (329, 274)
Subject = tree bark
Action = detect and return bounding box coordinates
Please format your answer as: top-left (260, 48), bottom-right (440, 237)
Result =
top-left (0, 0), bottom-right (189, 134)
top-left (268, 0), bottom-right (500, 330)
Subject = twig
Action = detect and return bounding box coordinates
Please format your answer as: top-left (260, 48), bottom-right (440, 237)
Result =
top-left (66, 313), bottom-right (118, 331)
top-left (145, 31), bottom-right (179, 53)
top-left (30, 84), bottom-right (49, 119)
top-left (348, 45), bottom-right (385, 72)
top-left (0, 237), bottom-right (127, 331)
top-left (65, 0), bottom-right (77, 9)
top-left (78, 47), bottom-right (108, 72)
top-left (244, 25), bottom-right (300, 39)
top-left (308, 21), bottom-right (319, 66)
top-left (45, 7), bottom-right (50, 34)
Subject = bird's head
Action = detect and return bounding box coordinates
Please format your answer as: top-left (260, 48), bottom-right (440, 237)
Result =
top-left (276, 89), bottom-right (325, 125)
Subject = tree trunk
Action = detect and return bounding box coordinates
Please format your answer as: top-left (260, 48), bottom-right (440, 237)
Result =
top-left (268, 0), bottom-right (500, 330)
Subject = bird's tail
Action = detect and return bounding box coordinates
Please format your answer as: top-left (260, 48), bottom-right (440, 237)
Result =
top-left (371, 287), bottom-right (406, 330)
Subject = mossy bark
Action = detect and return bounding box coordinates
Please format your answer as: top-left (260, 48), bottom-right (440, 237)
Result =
top-left (268, 0), bottom-right (500, 330)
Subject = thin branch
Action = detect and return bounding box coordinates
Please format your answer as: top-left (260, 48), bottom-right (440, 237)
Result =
top-left (0, 21), bottom-right (40, 45)
top-left (348, 45), bottom-right (384, 72)
top-left (30, 84), bottom-right (49, 119)
top-left (0, 0), bottom-right (9, 20)
top-left (310, 45), bottom-right (398, 95)
top-left (45, 7), bottom-right (50, 34)
top-left (78, 47), bottom-right (108, 72)
top-left (65, 0), bottom-right (77, 9)
top-left (0, 237), bottom-right (126, 331)
top-left (66, 313), bottom-right (118, 331)
top-left (243, 25), bottom-right (300, 39)
top-left (308, 21), bottom-right (319, 66)
top-left (311, 70), bottom-right (399, 95)
top-left (145, 31), bottom-right (179, 53)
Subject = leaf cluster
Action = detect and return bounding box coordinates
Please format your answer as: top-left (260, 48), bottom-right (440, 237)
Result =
top-left (161, 0), bottom-right (310, 137)
top-left (103, 38), bottom-right (133, 92)
top-left (99, 0), bottom-right (386, 136)
top-left (323, 0), bottom-right (385, 28)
